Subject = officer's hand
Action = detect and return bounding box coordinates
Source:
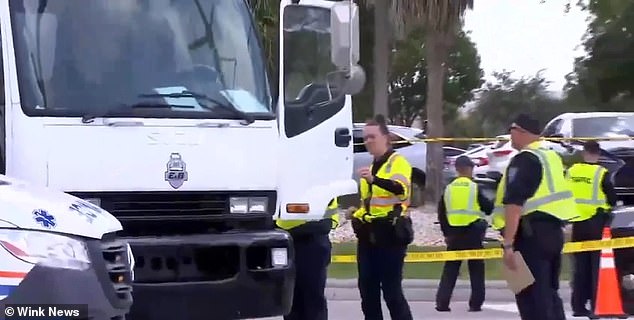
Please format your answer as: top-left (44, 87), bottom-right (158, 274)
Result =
top-left (358, 167), bottom-right (374, 183)
top-left (502, 249), bottom-right (517, 271)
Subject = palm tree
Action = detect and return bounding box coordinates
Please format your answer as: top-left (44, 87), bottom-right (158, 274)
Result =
top-left (361, 0), bottom-right (425, 117)
top-left (365, 0), bottom-right (473, 202)
top-left (418, 0), bottom-right (474, 202)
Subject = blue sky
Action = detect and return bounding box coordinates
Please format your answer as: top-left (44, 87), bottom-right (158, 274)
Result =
top-left (463, 0), bottom-right (591, 93)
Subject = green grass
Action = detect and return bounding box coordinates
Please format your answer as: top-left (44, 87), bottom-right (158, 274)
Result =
top-left (328, 242), bottom-right (572, 280)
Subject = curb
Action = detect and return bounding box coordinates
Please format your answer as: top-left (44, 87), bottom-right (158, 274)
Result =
top-left (326, 279), bottom-right (572, 302)
top-left (327, 278), bottom-right (569, 289)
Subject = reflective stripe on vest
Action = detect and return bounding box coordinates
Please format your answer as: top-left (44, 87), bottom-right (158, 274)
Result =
top-left (444, 177), bottom-right (482, 226)
top-left (491, 142), bottom-right (576, 230)
top-left (568, 163), bottom-right (609, 222)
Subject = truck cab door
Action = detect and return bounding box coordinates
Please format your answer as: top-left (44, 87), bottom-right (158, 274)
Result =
top-left (277, 0), bottom-right (364, 221)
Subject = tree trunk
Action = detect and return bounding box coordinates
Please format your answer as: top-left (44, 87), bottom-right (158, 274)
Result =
top-left (372, 0), bottom-right (389, 117)
top-left (424, 31), bottom-right (448, 204)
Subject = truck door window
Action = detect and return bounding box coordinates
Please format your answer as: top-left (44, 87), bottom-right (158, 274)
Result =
top-left (282, 5), bottom-right (346, 138)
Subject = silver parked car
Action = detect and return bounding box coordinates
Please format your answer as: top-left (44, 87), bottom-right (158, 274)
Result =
top-left (352, 123), bottom-right (427, 188)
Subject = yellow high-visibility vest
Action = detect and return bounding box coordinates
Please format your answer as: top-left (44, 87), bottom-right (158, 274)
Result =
top-left (491, 141), bottom-right (576, 230)
top-left (352, 152), bottom-right (412, 222)
top-left (567, 163), bottom-right (610, 222)
top-left (275, 197), bottom-right (340, 230)
top-left (443, 176), bottom-right (483, 226)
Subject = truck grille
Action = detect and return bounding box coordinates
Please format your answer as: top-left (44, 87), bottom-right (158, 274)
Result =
top-left (70, 191), bottom-right (277, 236)
top-left (100, 238), bottom-right (134, 301)
top-left (100, 192), bottom-right (228, 221)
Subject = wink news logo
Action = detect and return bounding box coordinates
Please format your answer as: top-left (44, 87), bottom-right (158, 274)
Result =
top-left (4, 304), bottom-right (86, 319)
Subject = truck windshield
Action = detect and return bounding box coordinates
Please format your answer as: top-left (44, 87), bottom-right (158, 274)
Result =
top-left (9, 0), bottom-right (272, 119)
top-left (572, 115), bottom-right (634, 138)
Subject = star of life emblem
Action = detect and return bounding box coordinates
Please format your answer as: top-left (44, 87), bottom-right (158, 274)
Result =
top-left (165, 153), bottom-right (188, 189)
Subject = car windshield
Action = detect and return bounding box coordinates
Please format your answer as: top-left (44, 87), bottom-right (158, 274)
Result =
top-left (10, 0), bottom-right (272, 119)
top-left (572, 115), bottom-right (634, 137)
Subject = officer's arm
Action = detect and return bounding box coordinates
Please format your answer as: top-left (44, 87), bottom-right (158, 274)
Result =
top-left (352, 179), bottom-right (369, 219)
top-left (501, 152), bottom-right (543, 245)
top-left (600, 172), bottom-right (619, 207)
top-left (437, 192), bottom-right (450, 236)
top-left (372, 156), bottom-right (413, 201)
top-left (477, 190), bottom-right (494, 216)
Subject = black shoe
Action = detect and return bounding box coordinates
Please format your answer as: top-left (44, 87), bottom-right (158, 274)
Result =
top-left (435, 306), bottom-right (451, 312)
top-left (468, 307), bottom-right (482, 312)
top-left (572, 309), bottom-right (590, 317)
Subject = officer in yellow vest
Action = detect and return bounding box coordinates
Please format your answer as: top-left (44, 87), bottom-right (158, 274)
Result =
top-left (566, 140), bottom-right (617, 317)
top-left (435, 155), bottom-right (493, 313)
top-left (350, 114), bottom-right (414, 320)
top-left (490, 114), bottom-right (576, 320)
top-left (276, 198), bottom-right (340, 320)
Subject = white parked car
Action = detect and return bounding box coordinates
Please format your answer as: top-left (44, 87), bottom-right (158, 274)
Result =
top-left (352, 123), bottom-right (427, 187)
top-left (444, 145), bottom-right (491, 181)
top-left (486, 134), bottom-right (517, 180)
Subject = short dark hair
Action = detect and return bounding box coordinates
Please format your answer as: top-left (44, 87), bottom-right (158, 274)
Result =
top-left (455, 155), bottom-right (474, 168)
top-left (583, 140), bottom-right (601, 155)
top-left (365, 114), bottom-right (390, 135)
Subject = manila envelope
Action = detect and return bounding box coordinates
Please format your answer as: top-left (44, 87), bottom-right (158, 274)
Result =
top-left (502, 251), bottom-right (535, 294)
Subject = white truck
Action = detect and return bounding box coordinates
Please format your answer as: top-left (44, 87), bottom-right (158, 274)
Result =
top-left (0, 0), bottom-right (364, 319)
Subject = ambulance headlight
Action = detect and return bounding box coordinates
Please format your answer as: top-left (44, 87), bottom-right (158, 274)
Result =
top-left (82, 197), bottom-right (101, 208)
top-left (230, 197), bottom-right (268, 214)
top-left (0, 229), bottom-right (90, 270)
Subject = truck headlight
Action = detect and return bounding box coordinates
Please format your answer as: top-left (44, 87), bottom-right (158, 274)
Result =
top-left (0, 229), bottom-right (90, 271)
top-left (230, 197), bottom-right (268, 214)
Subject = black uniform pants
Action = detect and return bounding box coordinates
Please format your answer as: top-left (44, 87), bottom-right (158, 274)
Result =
top-left (514, 219), bottom-right (566, 320)
top-left (570, 214), bottom-right (604, 313)
top-left (357, 243), bottom-right (413, 320)
top-left (435, 221), bottom-right (486, 310)
top-left (284, 233), bottom-right (332, 320)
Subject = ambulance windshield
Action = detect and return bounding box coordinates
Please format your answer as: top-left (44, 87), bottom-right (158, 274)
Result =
top-left (9, 0), bottom-right (273, 119)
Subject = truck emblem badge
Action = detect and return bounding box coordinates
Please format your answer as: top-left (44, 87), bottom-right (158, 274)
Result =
top-left (33, 209), bottom-right (56, 229)
top-left (165, 153), bottom-right (188, 189)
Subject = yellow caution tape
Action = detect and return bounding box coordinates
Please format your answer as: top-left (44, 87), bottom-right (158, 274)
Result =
top-left (353, 136), bottom-right (634, 146)
top-left (331, 236), bottom-right (634, 263)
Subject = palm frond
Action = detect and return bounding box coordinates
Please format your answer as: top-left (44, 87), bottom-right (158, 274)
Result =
top-left (363, 0), bottom-right (473, 35)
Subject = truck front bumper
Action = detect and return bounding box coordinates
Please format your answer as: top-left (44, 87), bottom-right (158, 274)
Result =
top-left (126, 230), bottom-right (295, 320)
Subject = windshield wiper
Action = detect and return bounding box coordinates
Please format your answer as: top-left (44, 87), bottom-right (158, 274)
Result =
top-left (81, 102), bottom-right (194, 124)
top-left (139, 90), bottom-right (255, 125)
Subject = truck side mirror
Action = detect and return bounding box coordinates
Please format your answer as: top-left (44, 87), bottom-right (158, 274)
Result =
top-left (330, 1), bottom-right (365, 95)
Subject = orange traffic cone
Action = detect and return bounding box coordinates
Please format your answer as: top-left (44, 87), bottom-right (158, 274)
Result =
top-left (590, 227), bottom-right (628, 319)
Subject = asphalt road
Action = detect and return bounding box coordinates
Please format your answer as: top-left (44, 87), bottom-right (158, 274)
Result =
top-left (254, 301), bottom-right (578, 319)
